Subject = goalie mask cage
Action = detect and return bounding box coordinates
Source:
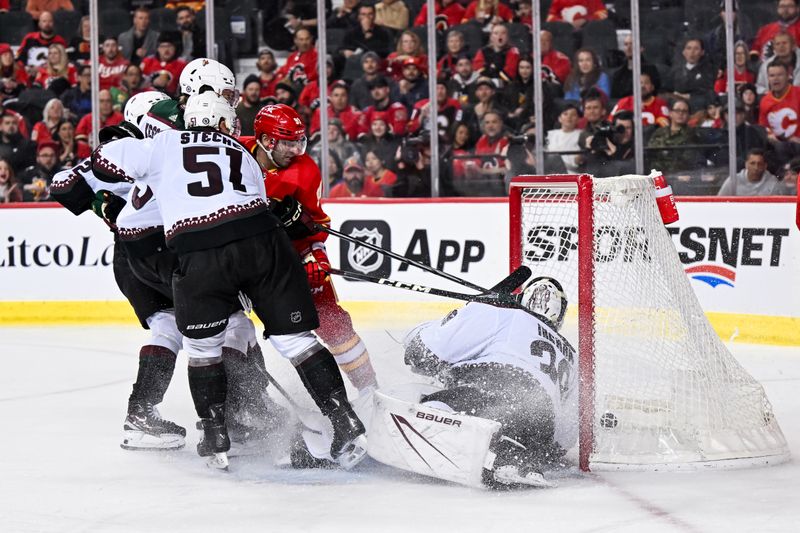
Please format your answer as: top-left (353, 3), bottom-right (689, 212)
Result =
top-left (509, 174), bottom-right (790, 472)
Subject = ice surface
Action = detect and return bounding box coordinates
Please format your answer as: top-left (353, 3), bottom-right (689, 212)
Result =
top-left (1, 324), bottom-right (798, 533)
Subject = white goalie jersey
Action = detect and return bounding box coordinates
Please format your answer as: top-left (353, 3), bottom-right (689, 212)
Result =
top-left (93, 129), bottom-right (274, 253)
top-left (410, 303), bottom-right (579, 450)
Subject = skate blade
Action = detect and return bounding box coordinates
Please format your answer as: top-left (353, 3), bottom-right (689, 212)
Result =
top-left (206, 452), bottom-right (230, 471)
top-left (335, 435), bottom-right (368, 471)
top-left (121, 430), bottom-right (185, 451)
top-left (493, 466), bottom-right (556, 489)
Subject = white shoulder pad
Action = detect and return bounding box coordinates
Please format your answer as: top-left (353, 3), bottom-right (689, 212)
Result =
top-left (367, 389), bottom-right (501, 488)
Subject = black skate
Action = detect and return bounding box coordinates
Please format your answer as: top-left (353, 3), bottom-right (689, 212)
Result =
top-left (121, 401), bottom-right (186, 451)
top-left (326, 390), bottom-right (368, 470)
top-left (484, 435), bottom-right (556, 489)
top-left (196, 403), bottom-right (231, 470)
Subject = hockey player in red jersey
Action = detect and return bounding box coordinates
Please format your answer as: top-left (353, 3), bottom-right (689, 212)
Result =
top-left (240, 104), bottom-right (379, 394)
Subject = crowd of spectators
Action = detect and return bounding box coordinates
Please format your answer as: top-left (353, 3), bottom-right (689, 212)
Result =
top-left (2, 0), bottom-right (800, 202)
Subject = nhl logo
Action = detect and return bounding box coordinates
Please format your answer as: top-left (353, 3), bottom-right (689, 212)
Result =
top-left (290, 311), bottom-right (302, 323)
top-left (340, 220), bottom-right (391, 279)
top-left (347, 227), bottom-right (383, 274)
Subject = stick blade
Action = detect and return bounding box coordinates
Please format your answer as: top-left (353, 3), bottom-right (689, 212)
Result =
top-left (490, 266), bottom-right (532, 294)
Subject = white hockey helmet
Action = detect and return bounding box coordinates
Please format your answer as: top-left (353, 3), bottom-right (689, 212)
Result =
top-left (123, 91), bottom-right (171, 126)
top-left (184, 91), bottom-right (239, 134)
top-left (179, 57), bottom-right (238, 105)
top-left (519, 276), bottom-right (567, 331)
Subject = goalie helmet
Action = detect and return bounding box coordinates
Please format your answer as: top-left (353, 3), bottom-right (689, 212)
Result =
top-left (519, 276), bottom-right (567, 331)
top-left (179, 58), bottom-right (237, 105)
top-left (254, 104), bottom-right (306, 141)
top-left (184, 91), bottom-right (238, 134)
top-left (123, 91), bottom-right (171, 126)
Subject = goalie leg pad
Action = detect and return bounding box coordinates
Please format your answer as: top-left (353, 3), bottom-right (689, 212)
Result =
top-left (367, 390), bottom-right (501, 488)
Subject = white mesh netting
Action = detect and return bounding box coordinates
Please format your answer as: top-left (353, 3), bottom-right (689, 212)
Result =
top-left (516, 175), bottom-right (789, 470)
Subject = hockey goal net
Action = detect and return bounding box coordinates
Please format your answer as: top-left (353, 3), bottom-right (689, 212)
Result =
top-left (509, 174), bottom-right (790, 471)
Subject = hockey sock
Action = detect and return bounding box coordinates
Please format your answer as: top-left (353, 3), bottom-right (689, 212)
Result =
top-left (128, 345), bottom-right (177, 408)
top-left (330, 335), bottom-right (378, 392)
top-left (188, 362), bottom-right (228, 419)
top-left (295, 347), bottom-right (346, 414)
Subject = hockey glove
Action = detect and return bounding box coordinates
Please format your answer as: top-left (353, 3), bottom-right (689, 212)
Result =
top-left (91, 190), bottom-right (126, 226)
top-left (270, 195), bottom-right (316, 239)
top-left (302, 247), bottom-right (331, 284)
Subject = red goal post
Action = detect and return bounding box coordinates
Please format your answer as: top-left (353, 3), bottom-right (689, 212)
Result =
top-left (509, 174), bottom-right (790, 472)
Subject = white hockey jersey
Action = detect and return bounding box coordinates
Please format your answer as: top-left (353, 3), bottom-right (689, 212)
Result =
top-left (51, 157), bottom-right (132, 215)
top-left (93, 129), bottom-right (276, 253)
top-left (413, 303), bottom-right (579, 450)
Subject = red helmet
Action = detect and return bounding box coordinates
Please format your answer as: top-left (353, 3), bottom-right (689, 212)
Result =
top-left (254, 104), bottom-right (306, 141)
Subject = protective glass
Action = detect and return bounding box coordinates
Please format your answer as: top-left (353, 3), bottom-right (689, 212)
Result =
top-left (220, 88), bottom-right (240, 107)
top-left (275, 136), bottom-right (308, 157)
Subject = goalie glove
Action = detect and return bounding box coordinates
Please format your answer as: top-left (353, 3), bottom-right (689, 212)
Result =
top-left (270, 195), bottom-right (317, 239)
top-left (302, 246), bottom-right (331, 285)
top-left (91, 190), bottom-right (126, 227)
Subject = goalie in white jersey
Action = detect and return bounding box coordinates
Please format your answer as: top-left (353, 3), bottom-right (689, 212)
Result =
top-left (92, 91), bottom-right (367, 470)
top-left (370, 277), bottom-right (576, 489)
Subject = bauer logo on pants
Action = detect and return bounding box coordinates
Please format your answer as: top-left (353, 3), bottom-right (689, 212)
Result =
top-left (340, 220), bottom-right (391, 278)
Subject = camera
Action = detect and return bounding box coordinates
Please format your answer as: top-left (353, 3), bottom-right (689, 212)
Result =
top-left (508, 133), bottom-right (534, 146)
top-left (590, 123), bottom-right (625, 152)
top-left (400, 135), bottom-right (426, 165)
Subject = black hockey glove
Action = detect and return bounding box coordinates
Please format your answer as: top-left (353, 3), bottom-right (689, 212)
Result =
top-left (91, 190), bottom-right (126, 227)
top-left (270, 195), bottom-right (316, 240)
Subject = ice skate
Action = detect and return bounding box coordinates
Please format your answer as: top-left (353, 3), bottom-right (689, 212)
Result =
top-left (196, 403), bottom-right (231, 471)
top-left (326, 390), bottom-right (368, 470)
top-left (121, 401), bottom-right (186, 451)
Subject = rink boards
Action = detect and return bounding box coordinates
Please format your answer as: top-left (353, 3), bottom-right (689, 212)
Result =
top-left (0, 198), bottom-right (798, 345)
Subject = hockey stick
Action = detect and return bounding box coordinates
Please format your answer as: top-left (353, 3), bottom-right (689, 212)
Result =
top-left (317, 225), bottom-right (490, 293)
top-left (253, 362), bottom-right (326, 435)
top-left (326, 267), bottom-right (528, 310)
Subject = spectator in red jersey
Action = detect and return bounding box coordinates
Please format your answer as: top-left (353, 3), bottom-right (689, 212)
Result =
top-left (26, 0), bottom-right (74, 20)
top-left (438, 30), bottom-right (467, 78)
top-left (364, 148), bottom-right (397, 195)
top-left (140, 31), bottom-right (187, 96)
top-left (275, 28), bottom-right (319, 84)
top-left (609, 71), bottom-right (669, 127)
top-left (330, 159), bottom-right (385, 198)
top-left (465, 110), bottom-right (509, 184)
top-left (67, 15), bottom-right (91, 65)
top-left (20, 141), bottom-right (60, 201)
top-left (756, 31), bottom-right (800, 94)
top-left (0, 0), bottom-right (8, 11)
top-left (110, 64), bottom-right (150, 112)
top-left (31, 97), bottom-right (66, 145)
top-left (256, 50), bottom-right (280, 99)
top-left (386, 30), bottom-right (428, 81)
top-left (610, 33), bottom-right (661, 99)
top-left (547, 0), bottom-right (607, 30)
top-left (98, 36), bottom-right (129, 92)
top-left (359, 75), bottom-right (408, 136)
top-left (16, 11), bottom-right (67, 76)
top-left (75, 89), bottom-right (124, 146)
top-left (350, 52), bottom-right (384, 111)
top-left (751, 0), bottom-right (800, 61)
top-left (448, 54), bottom-right (480, 107)
top-left (0, 111), bottom-right (36, 173)
top-left (473, 23), bottom-right (520, 85)
top-left (715, 40), bottom-right (756, 95)
top-left (397, 56), bottom-right (429, 111)
top-left (0, 158), bottom-right (23, 203)
top-left (540, 29), bottom-right (571, 84)
top-left (414, 0), bottom-right (465, 28)
top-left (340, 3), bottom-right (393, 59)
top-left (119, 8), bottom-right (159, 64)
top-left (34, 43), bottom-right (77, 91)
top-left (407, 80), bottom-right (463, 143)
top-left (462, 0), bottom-right (514, 26)
top-left (564, 48), bottom-right (610, 102)
top-left (310, 81), bottom-right (363, 141)
top-left (299, 57), bottom-right (337, 117)
top-left (759, 61), bottom-right (800, 166)
top-left (53, 119), bottom-right (89, 168)
top-left (0, 43), bottom-right (30, 101)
